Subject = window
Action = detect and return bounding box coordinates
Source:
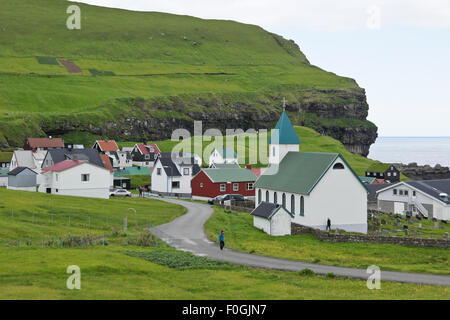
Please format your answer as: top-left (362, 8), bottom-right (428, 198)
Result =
top-left (247, 183), bottom-right (254, 191)
top-left (55, 189), bottom-right (58, 193)
top-left (333, 163), bottom-right (344, 170)
top-left (220, 184), bottom-right (226, 192)
top-left (274, 192), bottom-right (278, 204)
top-left (144, 154), bottom-right (150, 159)
top-left (266, 190), bottom-right (269, 202)
top-left (183, 168), bottom-right (190, 175)
top-left (200, 183), bottom-right (204, 188)
top-left (399, 190), bottom-right (403, 196)
top-left (404, 190), bottom-right (409, 196)
top-left (393, 172), bottom-right (397, 176)
top-left (413, 191), bottom-right (416, 197)
top-left (149, 147), bottom-right (154, 153)
top-left (258, 189), bottom-right (262, 204)
top-left (157, 168), bottom-right (161, 175)
top-left (81, 174), bottom-right (90, 182)
top-left (387, 172), bottom-right (391, 177)
top-left (233, 183), bottom-right (239, 191)
top-left (291, 195), bottom-right (295, 214)
top-left (300, 196), bottom-right (304, 216)
top-left (393, 189), bottom-right (397, 195)
top-left (282, 193), bottom-right (286, 208)
top-left (171, 181), bottom-right (180, 189)
top-left (55, 174), bottom-right (58, 182)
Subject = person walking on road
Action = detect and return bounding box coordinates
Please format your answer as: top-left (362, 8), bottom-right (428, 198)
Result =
top-left (219, 230), bottom-right (225, 250)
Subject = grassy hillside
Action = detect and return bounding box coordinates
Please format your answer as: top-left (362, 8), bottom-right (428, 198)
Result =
top-left (0, 0), bottom-right (374, 148)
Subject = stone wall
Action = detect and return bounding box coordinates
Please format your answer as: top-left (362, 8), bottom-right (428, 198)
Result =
top-left (291, 223), bottom-right (449, 249)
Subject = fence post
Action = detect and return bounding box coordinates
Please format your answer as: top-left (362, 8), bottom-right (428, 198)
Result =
top-left (68, 216), bottom-right (71, 226)
top-left (32, 213), bottom-right (35, 223)
top-left (19, 237), bottom-right (21, 248)
top-left (102, 235), bottom-right (105, 246)
top-left (106, 217), bottom-right (109, 228)
top-left (88, 216), bottom-right (91, 229)
top-left (41, 237), bottom-right (44, 248)
top-left (11, 209), bottom-right (13, 219)
top-left (51, 214), bottom-right (53, 224)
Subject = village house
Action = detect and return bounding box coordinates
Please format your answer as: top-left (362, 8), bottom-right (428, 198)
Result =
top-left (191, 167), bottom-right (257, 200)
top-left (376, 180), bottom-right (450, 221)
top-left (41, 148), bottom-right (105, 169)
top-left (100, 154), bottom-right (115, 188)
top-left (23, 137), bottom-right (64, 152)
top-left (365, 163), bottom-right (400, 183)
top-left (0, 152), bottom-right (11, 169)
top-left (250, 202), bottom-right (293, 236)
top-left (92, 140), bottom-right (120, 168)
top-left (7, 167), bottom-right (37, 192)
top-left (151, 152), bottom-right (200, 197)
top-left (38, 160), bottom-right (111, 199)
top-left (254, 110), bottom-right (368, 234)
top-left (131, 143), bottom-right (160, 167)
top-left (9, 150), bottom-right (45, 171)
top-left (208, 147), bottom-right (238, 166)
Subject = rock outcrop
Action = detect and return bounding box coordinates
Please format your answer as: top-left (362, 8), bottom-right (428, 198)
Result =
top-left (395, 163), bottom-right (450, 180)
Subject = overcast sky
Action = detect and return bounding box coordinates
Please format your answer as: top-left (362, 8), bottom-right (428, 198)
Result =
top-left (73, 0), bottom-right (450, 136)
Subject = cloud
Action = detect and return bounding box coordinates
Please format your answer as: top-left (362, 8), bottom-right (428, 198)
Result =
top-left (72, 0), bottom-right (450, 31)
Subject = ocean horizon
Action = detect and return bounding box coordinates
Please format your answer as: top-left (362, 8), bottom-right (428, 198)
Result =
top-left (368, 136), bottom-right (450, 167)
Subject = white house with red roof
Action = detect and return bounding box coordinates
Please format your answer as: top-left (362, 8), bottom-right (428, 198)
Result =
top-left (38, 160), bottom-right (111, 199)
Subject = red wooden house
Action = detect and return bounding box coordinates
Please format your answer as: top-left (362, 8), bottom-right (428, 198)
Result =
top-left (191, 167), bottom-right (257, 199)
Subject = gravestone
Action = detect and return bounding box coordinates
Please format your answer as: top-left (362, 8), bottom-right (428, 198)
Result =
top-left (405, 229), bottom-right (409, 236)
top-left (445, 232), bottom-right (449, 240)
top-left (418, 223), bottom-right (422, 229)
top-left (413, 230), bottom-right (417, 238)
top-left (434, 221), bottom-right (440, 229)
top-left (123, 217), bottom-right (128, 231)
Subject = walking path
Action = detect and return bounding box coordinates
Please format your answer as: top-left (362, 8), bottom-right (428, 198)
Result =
top-left (149, 198), bottom-right (450, 287)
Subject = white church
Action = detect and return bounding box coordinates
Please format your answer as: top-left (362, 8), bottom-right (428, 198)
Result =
top-left (252, 109), bottom-right (368, 236)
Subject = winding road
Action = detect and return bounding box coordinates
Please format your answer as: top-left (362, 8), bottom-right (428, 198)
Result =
top-left (149, 198), bottom-right (450, 287)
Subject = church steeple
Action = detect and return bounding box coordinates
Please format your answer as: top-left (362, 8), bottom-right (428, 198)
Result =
top-left (268, 99), bottom-right (300, 165)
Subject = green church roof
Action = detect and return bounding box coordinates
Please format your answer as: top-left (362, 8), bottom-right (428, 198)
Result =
top-left (268, 111), bottom-right (301, 145)
top-left (255, 152), bottom-right (367, 195)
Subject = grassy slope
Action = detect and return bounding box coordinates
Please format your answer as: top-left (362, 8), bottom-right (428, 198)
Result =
top-left (205, 207), bottom-right (450, 275)
top-left (1, 246), bottom-right (448, 300)
top-left (0, 0), bottom-right (368, 146)
top-left (0, 189), bottom-right (447, 299)
top-left (0, 188), bottom-right (185, 241)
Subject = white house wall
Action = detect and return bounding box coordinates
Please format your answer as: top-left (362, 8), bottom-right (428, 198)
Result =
top-left (377, 184), bottom-right (449, 220)
top-left (270, 210), bottom-right (292, 236)
top-left (307, 159), bottom-right (367, 233)
top-left (38, 163), bottom-right (110, 199)
top-left (253, 216), bottom-right (271, 234)
top-left (151, 161), bottom-right (169, 193)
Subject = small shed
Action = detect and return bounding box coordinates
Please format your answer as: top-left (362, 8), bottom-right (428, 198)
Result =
top-left (251, 202), bottom-right (293, 236)
top-left (7, 167), bottom-right (37, 192)
top-left (114, 176), bottom-right (131, 190)
top-left (0, 168), bottom-right (8, 187)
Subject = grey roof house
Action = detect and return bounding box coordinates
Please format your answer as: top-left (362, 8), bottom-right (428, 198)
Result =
top-left (7, 167), bottom-right (37, 192)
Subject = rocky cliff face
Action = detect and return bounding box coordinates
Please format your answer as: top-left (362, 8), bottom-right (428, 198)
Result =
top-left (40, 87), bottom-right (377, 156)
top-left (395, 163), bottom-right (450, 180)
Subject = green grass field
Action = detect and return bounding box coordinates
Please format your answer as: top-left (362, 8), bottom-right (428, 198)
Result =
top-left (0, 189), bottom-right (448, 299)
top-left (205, 207), bottom-right (450, 275)
top-left (0, 0), bottom-right (373, 147)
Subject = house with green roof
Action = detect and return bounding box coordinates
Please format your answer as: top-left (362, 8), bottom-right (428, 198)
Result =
top-left (208, 147), bottom-right (238, 166)
top-left (191, 167), bottom-right (257, 200)
top-left (253, 109), bottom-right (368, 234)
top-left (365, 163), bottom-right (400, 183)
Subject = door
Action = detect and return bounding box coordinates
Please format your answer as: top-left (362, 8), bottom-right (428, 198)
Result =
top-left (394, 202), bottom-right (405, 214)
top-left (46, 188), bottom-right (51, 194)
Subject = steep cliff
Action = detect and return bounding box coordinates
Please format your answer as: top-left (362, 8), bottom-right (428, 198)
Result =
top-left (0, 0), bottom-right (377, 155)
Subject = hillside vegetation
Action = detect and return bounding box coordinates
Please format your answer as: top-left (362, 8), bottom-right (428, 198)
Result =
top-left (0, 0), bottom-right (375, 150)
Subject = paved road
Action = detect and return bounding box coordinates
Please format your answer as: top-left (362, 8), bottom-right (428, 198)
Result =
top-left (149, 198), bottom-right (450, 287)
